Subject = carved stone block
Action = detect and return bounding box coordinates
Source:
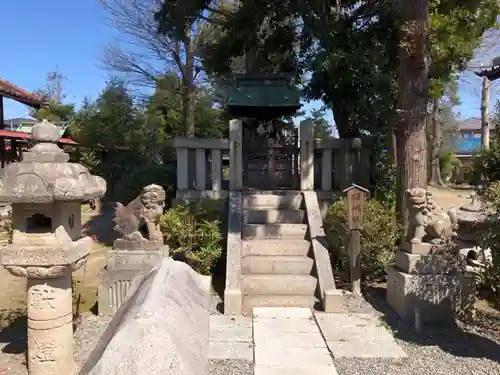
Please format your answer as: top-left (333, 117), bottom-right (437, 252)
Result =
top-left (395, 250), bottom-right (464, 274)
top-left (386, 266), bottom-right (463, 324)
top-left (400, 242), bottom-right (434, 255)
top-left (112, 238), bottom-right (161, 251)
top-left (107, 246), bottom-right (169, 271)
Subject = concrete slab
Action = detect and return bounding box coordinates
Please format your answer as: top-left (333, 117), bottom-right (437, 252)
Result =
top-left (254, 365), bottom-right (339, 375)
top-left (253, 317), bottom-right (318, 333)
top-left (209, 341), bottom-right (254, 361)
top-left (315, 312), bottom-right (378, 323)
top-left (253, 307), bottom-right (313, 319)
top-left (325, 340), bottom-right (408, 358)
top-left (315, 312), bottom-right (407, 359)
top-left (253, 331), bottom-right (325, 348)
top-left (210, 326), bottom-right (253, 343)
top-left (254, 346), bottom-right (333, 366)
top-left (210, 315), bottom-right (253, 329)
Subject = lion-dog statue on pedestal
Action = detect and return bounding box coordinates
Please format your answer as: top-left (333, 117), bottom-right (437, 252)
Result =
top-left (113, 184), bottom-right (166, 245)
top-left (406, 188), bottom-right (458, 244)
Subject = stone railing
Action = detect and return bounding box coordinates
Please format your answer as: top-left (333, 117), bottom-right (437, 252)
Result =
top-left (224, 191), bottom-right (243, 315)
top-left (313, 138), bottom-right (369, 191)
top-left (173, 120), bottom-right (372, 197)
top-left (173, 137), bottom-right (230, 199)
top-left (302, 191), bottom-right (344, 312)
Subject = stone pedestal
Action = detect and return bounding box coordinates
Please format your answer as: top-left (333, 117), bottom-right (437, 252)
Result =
top-left (0, 120), bottom-right (106, 375)
top-left (27, 274), bottom-right (74, 375)
top-left (387, 242), bottom-right (469, 325)
top-left (98, 239), bottom-right (169, 316)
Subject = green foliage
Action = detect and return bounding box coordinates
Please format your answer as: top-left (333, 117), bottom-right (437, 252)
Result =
top-left (113, 164), bottom-right (176, 205)
top-left (159, 200), bottom-right (223, 275)
top-left (476, 181), bottom-right (500, 299)
top-left (192, 0), bottom-right (499, 137)
top-left (471, 134), bottom-right (500, 187)
top-left (304, 109), bottom-right (332, 139)
top-left (439, 151), bottom-right (461, 182)
top-left (32, 102), bottom-right (75, 122)
top-left (30, 71), bottom-right (76, 122)
top-left (372, 148), bottom-right (397, 208)
top-left (324, 198), bottom-right (399, 281)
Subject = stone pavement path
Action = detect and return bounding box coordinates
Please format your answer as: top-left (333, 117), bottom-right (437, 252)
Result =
top-left (208, 307), bottom-right (407, 374)
top-left (316, 312), bottom-right (408, 359)
top-left (253, 307), bottom-right (338, 375)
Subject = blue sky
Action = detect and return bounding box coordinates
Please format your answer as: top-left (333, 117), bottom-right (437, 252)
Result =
top-left (1, 0), bottom-right (498, 130)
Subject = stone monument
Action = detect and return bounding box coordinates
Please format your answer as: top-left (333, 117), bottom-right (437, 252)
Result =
top-left (0, 120), bottom-right (106, 375)
top-left (387, 188), bottom-right (473, 325)
top-left (98, 184), bottom-right (169, 315)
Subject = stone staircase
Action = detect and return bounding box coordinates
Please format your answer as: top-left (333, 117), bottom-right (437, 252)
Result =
top-left (240, 192), bottom-right (319, 315)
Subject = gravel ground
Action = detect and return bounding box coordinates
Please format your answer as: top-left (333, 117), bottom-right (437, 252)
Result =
top-left (1, 291), bottom-right (499, 375)
top-left (333, 287), bottom-right (500, 375)
top-left (208, 360), bottom-right (253, 375)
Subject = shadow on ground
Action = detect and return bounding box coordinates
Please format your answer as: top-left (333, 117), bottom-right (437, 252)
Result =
top-left (0, 309), bottom-right (26, 355)
top-left (364, 285), bottom-right (500, 363)
top-left (82, 201), bottom-right (117, 247)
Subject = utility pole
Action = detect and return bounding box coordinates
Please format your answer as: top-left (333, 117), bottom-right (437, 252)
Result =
top-left (476, 56), bottom-right (500, 150)
top-left (481, 76), bottom-right (490, 150)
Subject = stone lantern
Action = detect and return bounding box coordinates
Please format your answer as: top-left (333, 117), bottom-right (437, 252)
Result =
top-left (0, 120), bottom-right (106, 375)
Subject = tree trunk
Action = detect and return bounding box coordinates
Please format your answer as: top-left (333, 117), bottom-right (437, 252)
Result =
top-left (395, 0), bottom-right (429, 234)
top-left (182, 41), bottom-right (196, 137)
top-left (429, 97), bottom-right (444, 185)
top-left (391, 129), bottom-right (397, 165)
top-left (182, 84), bottom-right (195, 137)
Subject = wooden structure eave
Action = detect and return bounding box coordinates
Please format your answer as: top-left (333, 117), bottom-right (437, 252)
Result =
top-left (475, 66), bottom-right (500, 81)
top-left (0, 78), bottom-right (49, 108)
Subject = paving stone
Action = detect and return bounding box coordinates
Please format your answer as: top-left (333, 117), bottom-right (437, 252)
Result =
top-left (325, 340), bottom-right (408, 358)
top-left (253, 317), bottom-right (318, 333)
top-left (319, 323), bottom-right (395, 342)
top-left (254, 345), bottom-right (333, 366)
top-left (315, 312), bottom-right (378, 324)
top-left (209, 341), bottom-right (254, 361)
top-left (254, 365), bottom-right (338, 375)
top-left (210, 326), bottom-right (253, 343)
top-left (253, 331), bottom-right (325, 348)
top-left (210, 315), bottom-right (253, 329)
top-left (253, 307), bottom-right (313, 319)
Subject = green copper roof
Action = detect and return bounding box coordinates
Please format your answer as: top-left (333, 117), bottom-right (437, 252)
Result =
top-left (217, 74), bottom-right (301, 109)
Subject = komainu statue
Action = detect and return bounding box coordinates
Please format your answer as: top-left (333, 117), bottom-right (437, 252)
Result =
top-left (406, 188), bottom-right (458, 244)
top-left (113, 184), bottom-right (166, 245)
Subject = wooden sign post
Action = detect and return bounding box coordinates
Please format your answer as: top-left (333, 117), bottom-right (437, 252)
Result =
top-left (343, 184), bottom-right (369, 296)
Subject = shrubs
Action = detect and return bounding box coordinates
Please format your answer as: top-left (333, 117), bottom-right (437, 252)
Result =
top-left (477, 181), bottom-right (500, 300)
top-left (112, 163), bottom-right (175, 204)
top-left (159, 199), bottom-right (223, 276)
top-left (471, 136), bottom-right (500, 187)
top-left (324, 198), bottom-right (399, 281)
top-left (439, 151), bottom-right (461, 183)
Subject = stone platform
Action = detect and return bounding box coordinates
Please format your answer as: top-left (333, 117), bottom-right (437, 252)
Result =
top-left (97, 242), bottom-right (169, 316)
top-left (209, 307), bottom-right (407, 375)
top-left (386, 241), bottom-right (472, 324)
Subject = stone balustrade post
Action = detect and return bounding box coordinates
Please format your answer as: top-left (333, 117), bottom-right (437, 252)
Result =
top-left (229, 119), bottom-right (243, 190)
top-left (300, 119), bottom-right (315, 190)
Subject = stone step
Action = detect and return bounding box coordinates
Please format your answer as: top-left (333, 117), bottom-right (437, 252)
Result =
top-left (242, 274), bottom-right (317, 295)
top-left (244, 209), bottom-right (305, 224)
top-left (242, 224), bottom-right (308, 240)
top-left (242, 239), bottom-right (311, 257)
top-left (242, 295), bottom-right (318, 316)
top-left (243, 194), bottom-right (302, 210)
top-left (242, 255), bottom-right (314, 275)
